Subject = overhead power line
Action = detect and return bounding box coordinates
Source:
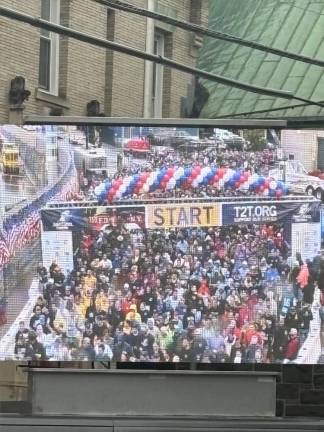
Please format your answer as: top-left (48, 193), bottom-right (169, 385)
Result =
top-left (1, 6), bottom-right (319, 106)
top-left (97, 0), bottom-right (324, 69)
top-left (215, 100), bottom-right (324, 118)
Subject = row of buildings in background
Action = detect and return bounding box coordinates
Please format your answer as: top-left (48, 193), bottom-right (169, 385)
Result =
top-left (0, 0), bottom-right (208, 122)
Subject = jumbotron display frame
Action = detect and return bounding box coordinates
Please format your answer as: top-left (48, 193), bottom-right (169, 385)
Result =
top-left (0, 117), bottom-right (322, 366)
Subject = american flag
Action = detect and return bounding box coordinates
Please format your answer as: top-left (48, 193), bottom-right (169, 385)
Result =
top-left (0, 231), bottom-right (9, 267)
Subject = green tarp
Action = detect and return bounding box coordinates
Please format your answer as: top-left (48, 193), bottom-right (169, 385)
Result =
top-left (198, 0), bottom-right (324, 118)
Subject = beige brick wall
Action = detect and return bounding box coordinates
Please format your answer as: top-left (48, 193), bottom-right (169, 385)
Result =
top-left (0, 0), bottom-right (208, 120)
top-left (65, 0), bottom-right (107, 116)
top-left (109, 0), bottom-right (147, 117)
top-left (0, 0), bottom-right (41, 121)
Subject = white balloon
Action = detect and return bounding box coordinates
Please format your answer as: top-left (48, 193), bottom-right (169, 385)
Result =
top-left (250, 173), bottom-right (259, 183)
top-left (197, 174), bottom-right (204, 183)
top-left (174, 169), bottom-right (182, 180)
top-left (223, 169), bottom-right (233, 182)
top-left (192, 179), bottom-right (199, 188)
top-left (218, 178), bottom-right (225, 188)
top-left (142, 184), bottom-right (150, 193)
top-left (169, 178), bottom-right (176, 188)
top-left (124, 177), bottom-right (131, 186)
top-left (120, 184), bottom-right (127, 194)
top-left (269, 180), bottom-right (277, 190)
top-left (263, 189), bottom-right (269, 196)
top-left (94, 186), bottom-right (102, 196)
top-left (178, 167), bottom-right (184, 177)
top-left (201, 167), bottom-right (210, 176)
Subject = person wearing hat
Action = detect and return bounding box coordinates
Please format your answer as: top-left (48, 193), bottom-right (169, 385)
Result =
top-left (126, 304), bottom-right (142, 323)
top-left (284, 328), bottom-right (300, 361)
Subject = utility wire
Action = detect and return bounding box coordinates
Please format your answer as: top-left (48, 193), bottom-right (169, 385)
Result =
top-left (215, 100), bottom-right (324, 119)
top-left (96, 0), bottom-right (324, 69)
top-left (0, 5), bottom-right (316, 104)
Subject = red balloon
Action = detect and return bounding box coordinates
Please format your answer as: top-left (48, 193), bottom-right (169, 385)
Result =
top-left (276, 189), bottom-right (283, 198)
top-left (244, 172), bottom-right (249, 180)
top-left (193, 167), bottom-right (200, 177)
top-left (235, 181), bottom-right (240, 188)
top-left (167, 168), bottom-right (174, 176)
top-left (218, 168), bottom-right (225, 178)
top-left (259, 185), bottom-right (265, 192)
top-left (240, 175), bottom-right (245, 183)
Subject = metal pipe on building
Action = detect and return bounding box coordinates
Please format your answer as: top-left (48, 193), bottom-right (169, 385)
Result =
top-left (143, 0), bottom-right (155, 118)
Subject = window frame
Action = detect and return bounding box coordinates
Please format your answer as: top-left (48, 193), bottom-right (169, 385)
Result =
top-left (39, 0), bottom-right (60, 96)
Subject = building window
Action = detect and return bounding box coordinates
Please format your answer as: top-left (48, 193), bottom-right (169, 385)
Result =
top-left (39, 0), bottom-right (60, 95)
top-left (151, 31), bottom-right (165, 117)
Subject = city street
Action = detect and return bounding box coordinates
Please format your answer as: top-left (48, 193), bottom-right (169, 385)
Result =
top-left (0, 173), bottom-right (37, 211)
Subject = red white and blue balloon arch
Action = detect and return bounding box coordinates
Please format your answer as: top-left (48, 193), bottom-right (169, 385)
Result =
top-left (94, 166), bottom-right (288, 202)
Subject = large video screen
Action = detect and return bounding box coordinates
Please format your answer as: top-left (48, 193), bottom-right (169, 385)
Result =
top-left (0, 124), bottom-right (323, 364)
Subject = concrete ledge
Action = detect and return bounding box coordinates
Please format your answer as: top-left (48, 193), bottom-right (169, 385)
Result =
top-left (27, 368), bottom-right (277, 417)
top-left (1, 416), bottom-right (324, 432)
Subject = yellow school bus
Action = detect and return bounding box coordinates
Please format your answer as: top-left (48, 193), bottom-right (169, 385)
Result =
top-left (0, 142), bottom-right (20, 174)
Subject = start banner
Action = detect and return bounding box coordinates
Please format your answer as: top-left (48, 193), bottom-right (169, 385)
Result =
top-left (146, 203), bottom-right (222, 229)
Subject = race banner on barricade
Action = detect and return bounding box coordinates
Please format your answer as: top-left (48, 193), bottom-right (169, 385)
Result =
top-left (222, 201), bottom-right (321, 225)
top-left (41, 199), bottom-right (321, 268)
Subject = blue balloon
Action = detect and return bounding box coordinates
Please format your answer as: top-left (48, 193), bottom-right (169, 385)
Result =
top-left (269, 189), bottom-right (276, 197)
top-left (234, 172), bottom-right (241, 181)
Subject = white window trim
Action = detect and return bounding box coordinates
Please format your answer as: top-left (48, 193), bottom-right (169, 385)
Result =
top-left (39, 0), bottom-right (60, 96)
top-left (152, 31), bottom-right (165, 118)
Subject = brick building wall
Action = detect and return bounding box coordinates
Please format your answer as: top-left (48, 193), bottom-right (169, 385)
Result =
top-left (0, 0), bottom-right (40, 120)
top-left (0, 0), bottom-right (209, 122)
top-left (196, 363), bottom-right (324, 417)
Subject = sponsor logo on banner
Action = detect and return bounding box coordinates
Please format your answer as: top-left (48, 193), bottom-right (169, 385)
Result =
top-left (223, 201), bottom-right (321, 225)
top-left (292, 203), bottom-right (318, 223)
top-left (231, 205), bottom-right (277, 223)
top-left (53, 210), bottom-right (74, 230)
top-left (146, 203), bottom-right (221, 229)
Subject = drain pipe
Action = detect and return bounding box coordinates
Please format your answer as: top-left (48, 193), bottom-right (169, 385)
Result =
top-left (143, 0), bottom-right (155, 118)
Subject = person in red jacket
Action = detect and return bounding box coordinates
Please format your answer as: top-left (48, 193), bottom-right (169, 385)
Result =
top-left (284, 328), bottom-right (300, 362)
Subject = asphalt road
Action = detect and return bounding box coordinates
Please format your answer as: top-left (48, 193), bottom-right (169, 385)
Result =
top-left (0, 173), bottom-right (37, 214)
